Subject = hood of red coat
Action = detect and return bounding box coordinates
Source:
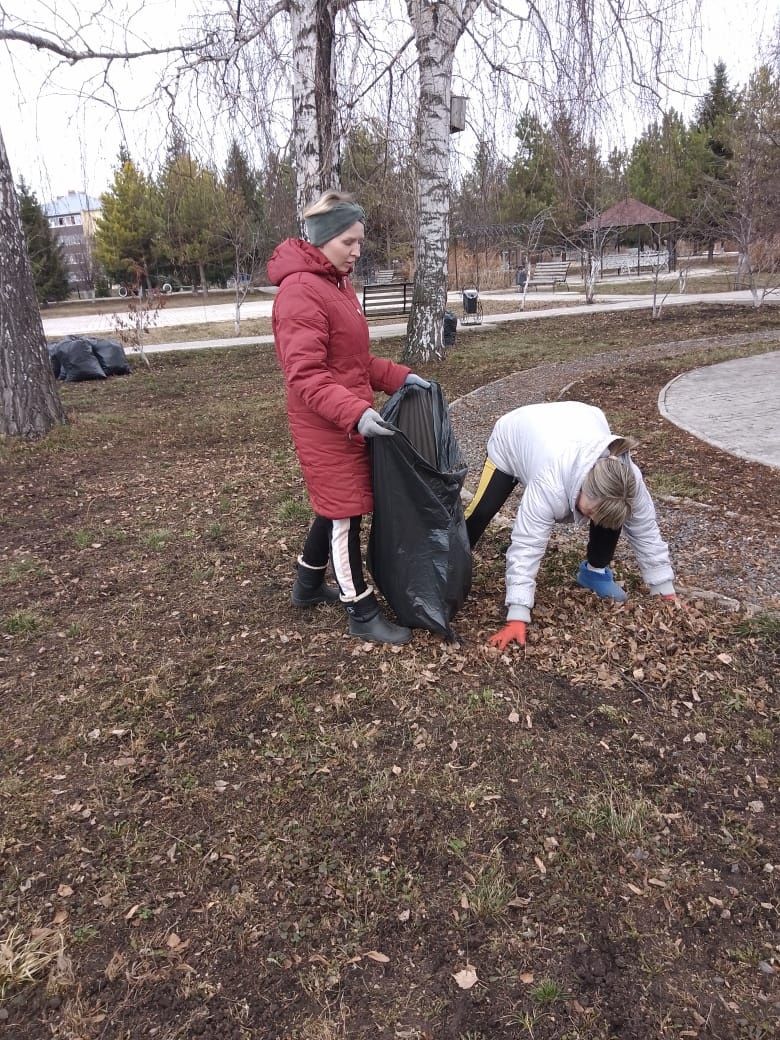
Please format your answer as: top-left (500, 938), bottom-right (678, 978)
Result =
top-left (266, 238), bottom-right (339, 286)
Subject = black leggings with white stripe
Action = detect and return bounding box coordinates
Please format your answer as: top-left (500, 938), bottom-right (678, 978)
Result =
top-left (301, 514), bottom-right (370, 602)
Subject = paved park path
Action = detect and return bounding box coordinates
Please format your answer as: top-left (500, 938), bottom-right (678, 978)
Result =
top-left (659, 351), bottom-right (780, 469)
top-left (44, 286), bottom-right (780, 471)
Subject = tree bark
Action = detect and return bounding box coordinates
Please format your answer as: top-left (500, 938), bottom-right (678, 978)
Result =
top-left (0, 126), bottom-right (66, 439)
top-left (290, 0), bottom-right (340, 218)
top-left (403, 1), bottom-right (481, 364)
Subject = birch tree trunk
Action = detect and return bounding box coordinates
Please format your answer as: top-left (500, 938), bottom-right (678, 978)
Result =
top-left (290, 0), bottom-right (340, 218)
top-left (403, 0), bottom-right (481, 363)
top-left (0, 126), bottom-right (66, 439)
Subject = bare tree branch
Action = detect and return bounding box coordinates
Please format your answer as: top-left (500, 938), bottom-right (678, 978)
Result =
top-left (0, 27), bottom-right (210, 62)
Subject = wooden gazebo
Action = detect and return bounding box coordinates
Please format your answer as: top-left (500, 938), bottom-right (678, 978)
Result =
top-left (577, 197), bottom-right (680, 275)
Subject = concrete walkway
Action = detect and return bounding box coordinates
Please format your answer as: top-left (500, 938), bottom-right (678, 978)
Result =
top-left (42, 285), bottom-right (772, 341)
top-left (659, 350), bottom-right (780, 469)
top-left (128, 287), bottom-right (776, 355)
top-left (47, 286), bottom-right (780, 468)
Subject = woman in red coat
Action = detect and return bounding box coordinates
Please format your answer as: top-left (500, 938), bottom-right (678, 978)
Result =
top-left (268, 190), bottom-right (429, 644)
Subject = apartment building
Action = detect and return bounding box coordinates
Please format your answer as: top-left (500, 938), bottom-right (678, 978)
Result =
top-left (43, 191), bottom-right (102, 294)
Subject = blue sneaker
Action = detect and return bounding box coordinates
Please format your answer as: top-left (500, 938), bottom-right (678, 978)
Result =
top-left (576, 562), bottom-right (627, 602)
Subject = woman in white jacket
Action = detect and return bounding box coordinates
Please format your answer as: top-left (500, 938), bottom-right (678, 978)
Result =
top-left (465, 401), bottom-right (677, 649)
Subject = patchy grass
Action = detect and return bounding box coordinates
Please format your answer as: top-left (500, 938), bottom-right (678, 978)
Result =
top-left (734, 612), bottom-right (780, 641)
top-left (645, 472), bottom-right (707, 499)
top-left (2, 610), bottom-right (44, 635)
top-left (0, 559), bottom-right (46, 586)
top-left (1, 303), bottom-right (778, 1039)
top-left (568, 784), bottom-right (656, 841)
top-left (0, 927), bottom-right (66, 998)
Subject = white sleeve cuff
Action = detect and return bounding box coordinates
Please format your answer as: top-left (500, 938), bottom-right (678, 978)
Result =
top-left (507, 604), bottom-right (531, 623)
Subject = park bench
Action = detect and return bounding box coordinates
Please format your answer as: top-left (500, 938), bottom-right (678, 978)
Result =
top-left (362, 281), bottom-right (414, 317)
top-left (635, 249), bottom-right (669, 272)
top-left (525, 260), bottom-right (570, 291)
top-left (599, 253), bottom-right (632, 276)
top-left (598, 250), bottom-right (669, 277)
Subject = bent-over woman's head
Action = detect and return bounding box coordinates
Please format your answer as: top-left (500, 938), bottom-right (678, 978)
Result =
top-left (304, 190), bottom-right (366, 248)
top-left (579, 455), bottom-right (637, 529)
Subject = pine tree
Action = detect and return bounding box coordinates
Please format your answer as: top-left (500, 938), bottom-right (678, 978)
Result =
top-left (504, 112), bottom-right (558, 224)
top-left (159, 145), bottom-right (228, 292)
top-left (722, 65), bottom-right (780, 299)
top-left (224, 141), bottom-right (264, 223)
top-left (693, 63), bottom-right (741, 258)
top-left (453, 139), bottom-right (510, 228)
top-left (340, 123), bottom-right (413, 268)
top-left (261, 151), bottom-right (298, 250)
top-left (626, 109), bottom-right (711, 227)
top-left (94, 152), bottom-right (161, 289)
top-left (695, 61), bottom-right (739, 161)
top-left (17, 180), bottom-right (70, 303)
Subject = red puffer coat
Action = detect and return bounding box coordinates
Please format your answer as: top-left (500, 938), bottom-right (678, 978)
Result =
top-left (268, 239), bottom-right (411, 518)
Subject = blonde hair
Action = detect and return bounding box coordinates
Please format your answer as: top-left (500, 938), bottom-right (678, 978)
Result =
top-left (580, 456), bottom-right (637, 529)
top-left (606, 436), bottom-right (638, 457)
top-left (303, 189), bottom-right (357, 219)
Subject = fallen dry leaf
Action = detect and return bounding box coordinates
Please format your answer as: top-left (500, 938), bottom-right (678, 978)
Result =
top-left (453, 964), bottom-right (478, 989)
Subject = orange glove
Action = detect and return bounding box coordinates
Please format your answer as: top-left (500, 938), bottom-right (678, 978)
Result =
top-left (659, 593), bottom-right (677, 600)
top-left (488, 620), bottom-right (527, 649)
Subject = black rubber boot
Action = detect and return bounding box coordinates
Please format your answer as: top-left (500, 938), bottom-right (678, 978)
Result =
top-left (346, 593), bottom-right (411, 645)
top-left (291, 559), bottom-right (340, 607)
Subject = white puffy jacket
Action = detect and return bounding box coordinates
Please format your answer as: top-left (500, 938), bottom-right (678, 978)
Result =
top-left (486, 402), bottom-right (675, 622)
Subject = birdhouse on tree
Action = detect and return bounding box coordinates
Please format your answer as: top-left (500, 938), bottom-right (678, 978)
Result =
top-left (450, 95), bottom-right (467, 133)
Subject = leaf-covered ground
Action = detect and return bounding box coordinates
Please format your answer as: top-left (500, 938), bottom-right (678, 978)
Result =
top-left (1, 306), bottom-right (778, 1040)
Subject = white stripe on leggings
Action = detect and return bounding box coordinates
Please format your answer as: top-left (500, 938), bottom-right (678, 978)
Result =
top-left (330, 518), bottom-right (372, 603)
top-left (330, 518), bottom-right (356, 600)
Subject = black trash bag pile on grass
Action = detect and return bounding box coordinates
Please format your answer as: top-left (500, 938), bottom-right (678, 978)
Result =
top-left (49, 336), bottom-right (131, 382)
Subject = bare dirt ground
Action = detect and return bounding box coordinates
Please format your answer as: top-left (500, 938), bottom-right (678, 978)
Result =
top-left (1, 306), bottom-right (777, 1039)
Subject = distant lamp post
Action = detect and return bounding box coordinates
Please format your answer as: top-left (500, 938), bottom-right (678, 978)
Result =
top-left (450, 95), bottom-right (467, 134)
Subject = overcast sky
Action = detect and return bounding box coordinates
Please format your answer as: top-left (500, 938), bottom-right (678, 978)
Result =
top-left (1, 0), bottom-right (777, 203)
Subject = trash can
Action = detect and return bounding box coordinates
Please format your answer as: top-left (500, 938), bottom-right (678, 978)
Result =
top-left (442, 310), bottom-right (458, 347)
top-left (515, 267), bottom-right (527, 289)
top-left (462, 289), bottom-right (478, 315)
top-left (460, 287), bottom-right (483, 326)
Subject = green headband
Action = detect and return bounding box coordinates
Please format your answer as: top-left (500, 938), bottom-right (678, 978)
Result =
top-left (305, 202), bottom-right (366, 247)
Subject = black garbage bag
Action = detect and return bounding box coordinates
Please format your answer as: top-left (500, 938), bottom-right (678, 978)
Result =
top-left (50, 337), bottom-right (107, 382)
top-left (47, 343), bottom-right (62, 380)
top-left (368, 381), bottom-right (471, 640)
top-left (442, 310), bottom-right (458, 347)
top-left (85, 337), bottom-right (131, 376)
